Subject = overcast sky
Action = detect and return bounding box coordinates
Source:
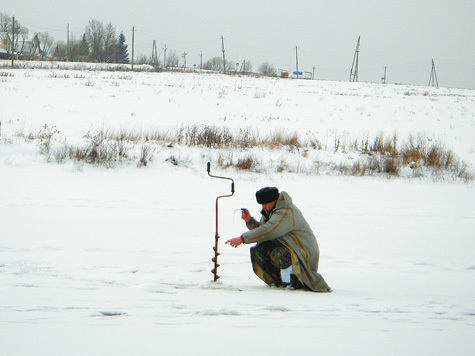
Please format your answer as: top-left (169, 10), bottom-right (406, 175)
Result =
top-left (3, 0), bottom-right (474, 88)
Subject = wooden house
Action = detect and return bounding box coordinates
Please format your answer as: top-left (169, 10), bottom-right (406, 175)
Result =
top-left (0, 32), bottom-right (12, 59)
top-left (18, 34), bottom-right (42, 60)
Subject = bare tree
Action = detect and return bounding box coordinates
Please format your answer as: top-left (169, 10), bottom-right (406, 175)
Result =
top-left (204, 56), bottom-right (234, 72)
top-left (64, 35), bottom-right (78, 62)
top-left (204, 57), bottom-right (221, 71)
top-left (65, 34), bottom-right (89, 62)
top-left (258, 62), bottom-right (277, 77)
top-left (0, 12), bottom-right (11, 32)
top-left (84, 20), bottom-right (119, 63)
top-left (16, 27), bottom-right (31, 59)
top-left (136, 54), bottom-right (149, 65)
top-left (103, 23), bottom-right (117, 62)
top-left (241, 60), bottom-right (253, 73)
top-left (79, 34), bottom-right (89, 61)
top-left (85, 19), bottom-right (104, 62)
top-left (54, 41), bottom-right (68, 61)
top-left (166, 50), bottom-right (179, 67)
top-left (36, 32), bottom-right (54, 60)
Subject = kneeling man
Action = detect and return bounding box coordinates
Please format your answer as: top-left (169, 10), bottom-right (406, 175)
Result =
top-left (226, 187), bottom-right (331, 292)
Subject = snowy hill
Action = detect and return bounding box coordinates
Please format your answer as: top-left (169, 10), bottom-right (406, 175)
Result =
top-left (0, 63), bottom-right (474, 356)
top-left (1, 62), bottom-right (474, 179)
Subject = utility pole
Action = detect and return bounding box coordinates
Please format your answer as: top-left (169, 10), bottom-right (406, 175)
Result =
top-left (131, 26), bottom-right (135, 70)
top-left (163, 45), bottom-right (167, 68)
top-left (11, 16), bottom-right (15, 67)
top-left (67, 23), bottom-right (70, 62)
top-left (428, 59), bottom-right (439, 88)
top-left (349, 36), bottom-right (361, 82)
top-left (295, 46), bottom-right (299, 79)
top-left (312, 66), bottom-right (315, 80)
top-left (199, 50), bottom-right (204, 70)
top-left (221, 35), bottom-right (226, 73)
top-left (182, 52), bottom-right (187, 69)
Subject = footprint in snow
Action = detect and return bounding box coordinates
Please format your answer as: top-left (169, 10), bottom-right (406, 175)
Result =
top-left (143, 283), bottom-right (177, 294)
top-left (99, 311), bottom-right (126, 317)
top-left (260, 305), bottom-right (292, 312)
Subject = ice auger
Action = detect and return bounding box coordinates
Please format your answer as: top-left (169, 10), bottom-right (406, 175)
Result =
top-left (207, 162), bottom-right (235, 281)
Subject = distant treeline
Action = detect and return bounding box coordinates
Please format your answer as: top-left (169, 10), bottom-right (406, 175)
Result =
top-left (0, 13), bottom-right (280, 74)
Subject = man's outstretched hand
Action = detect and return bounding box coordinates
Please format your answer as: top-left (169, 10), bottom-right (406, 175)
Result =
top-left (226, 208), bottom-right (251, 247)
top-left (225, 237), bottom-right (244, 248)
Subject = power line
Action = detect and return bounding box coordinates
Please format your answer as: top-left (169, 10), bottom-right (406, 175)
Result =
top-left (17, 21), bottom-right (66, 33)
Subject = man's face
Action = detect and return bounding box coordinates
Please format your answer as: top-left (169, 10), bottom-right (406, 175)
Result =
top-left (261, 201), bottom-right (276, 212)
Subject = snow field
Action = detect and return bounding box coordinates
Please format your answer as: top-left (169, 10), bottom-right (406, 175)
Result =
top-left (0, 65), bottom-right (474, 355)
top-left (1, 164), bottom-right (474, 355)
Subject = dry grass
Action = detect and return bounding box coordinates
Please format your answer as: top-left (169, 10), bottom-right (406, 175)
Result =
top-left (11, 123), bottom-right (473, 181)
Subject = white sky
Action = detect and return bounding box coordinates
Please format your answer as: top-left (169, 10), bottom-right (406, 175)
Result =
top-left (3, 0), bottom-right (475, 89)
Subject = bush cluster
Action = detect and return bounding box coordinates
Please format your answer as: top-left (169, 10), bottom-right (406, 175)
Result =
top-left (342, 133), bottom-right (471, 180)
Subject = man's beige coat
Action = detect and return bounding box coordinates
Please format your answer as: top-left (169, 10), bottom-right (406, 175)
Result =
top-left (242, 191), bottom-right (331, 292)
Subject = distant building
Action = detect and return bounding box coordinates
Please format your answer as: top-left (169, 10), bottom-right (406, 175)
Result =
top-left (0, 32), bottom-right (42, 60)
top-left (280, 71), bottom-right (289, 78)
top-left (0, 32), bottom-right (12, 59)
top-left (279, 70), bottom-right (312, 79)
top-left (17, 34), bottom-right (42, 60)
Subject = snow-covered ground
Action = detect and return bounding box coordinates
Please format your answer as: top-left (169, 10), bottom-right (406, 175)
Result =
top-left (1, 63), bottom-right (474, 355)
